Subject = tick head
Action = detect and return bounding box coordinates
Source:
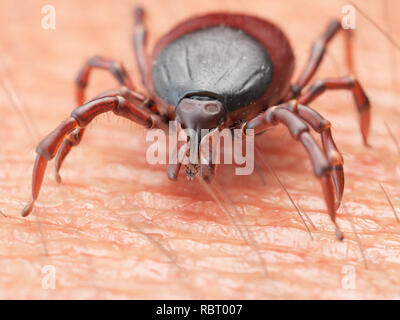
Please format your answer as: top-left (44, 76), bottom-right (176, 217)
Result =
top-left (175, 98), bottom-right (226, 182)
top-left (175, 98), bottom-right (226, 135)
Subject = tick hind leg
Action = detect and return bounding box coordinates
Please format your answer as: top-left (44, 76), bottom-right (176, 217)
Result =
top-left (75, 56), bottom-right (134, 105)
top-left (284, 20), bottom-right (371, 144)
top-left (285, 20), bottom-right (344, 98)
top-left (298, 75), bottom-right (371, 146)
top-left (21, 89), bottom-right (163, 217)
top-left (245, 103), bottom-right (343, 240)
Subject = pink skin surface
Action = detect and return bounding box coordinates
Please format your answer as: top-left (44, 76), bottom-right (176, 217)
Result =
top-left (0, 0), bottom-right (400, 299)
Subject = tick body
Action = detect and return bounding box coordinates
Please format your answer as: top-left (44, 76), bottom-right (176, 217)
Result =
top-left (149, 13), bottom-right (294, 122)
top-left (22, 8), bottom-right (371, 239)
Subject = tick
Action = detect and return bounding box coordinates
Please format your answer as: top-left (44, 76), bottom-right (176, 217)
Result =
top-left (22, 8), bottom-right (371, 239)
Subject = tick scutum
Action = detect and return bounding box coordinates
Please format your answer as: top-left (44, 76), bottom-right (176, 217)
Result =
top-left (152, 25), bottom-right (274, 112)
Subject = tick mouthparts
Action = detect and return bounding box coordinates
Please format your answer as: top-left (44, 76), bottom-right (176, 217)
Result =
top-left (199, 128), bottom-right (220, 165)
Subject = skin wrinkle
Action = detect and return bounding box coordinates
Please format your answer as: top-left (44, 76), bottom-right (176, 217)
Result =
top-left (0, 0), bottom-right (400, 299)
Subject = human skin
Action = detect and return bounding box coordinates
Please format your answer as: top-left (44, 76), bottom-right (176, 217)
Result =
top-left (0, 0), bottom-right (399, 299)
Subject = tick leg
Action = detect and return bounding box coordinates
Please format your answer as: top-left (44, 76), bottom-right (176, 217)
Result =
top-left (55, 88), bottom-right (143, 181)
top-left (54, 128), bottom-right (85, 183)
top-left (22, 94), bottom-right (155, 217)
top-left (133, 7), bottom-right (148, 86)
top-left (75, 56), bottom-right (134, 105)
top-left (245, 103), bottom-right (342, 239)
top-left (285, 20), bottom-right (347, 99)
top-left (54, 87), bottom-right (169, 183)
top-left (95, 87), bottom-right (164, 119)
top-left (282, 101), bottom-right (344, 208)
top-left (298, 76), bottom-right (370, 145)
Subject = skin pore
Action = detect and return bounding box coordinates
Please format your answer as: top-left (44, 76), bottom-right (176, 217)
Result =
top-left (0, 0), bottom-right (399, 299)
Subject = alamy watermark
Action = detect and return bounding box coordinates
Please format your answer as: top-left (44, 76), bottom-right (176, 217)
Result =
top-left (41, 265), bottom-right (56, 290)
top-left (342, 5), bottom-right (356, 30)
top-left (41, 5), bottom-right (56, 30)
top-left (145, 122), bottom-right (255, 176)
top-left (341, 265), bottom-right (356, 290)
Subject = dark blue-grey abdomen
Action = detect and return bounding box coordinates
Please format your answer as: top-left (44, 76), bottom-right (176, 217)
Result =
top-left (153, 25), bottom-right (273, 112)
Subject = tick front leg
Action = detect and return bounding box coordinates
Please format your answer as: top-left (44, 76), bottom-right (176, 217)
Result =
top-left (22, 94), bottom-right (154, 217)
top-left (75, 56), bottom-right (134, 105)
top-left (245, 103), bottom-right (343, 240)
top-left (282, 101), bottom-right (344, 208)
top-left (54, 127), bottom-right (85, 183)
top-left (298, 75), bottom-right (371, 145)
top-left (54, 88), bottom-right (168, 183)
